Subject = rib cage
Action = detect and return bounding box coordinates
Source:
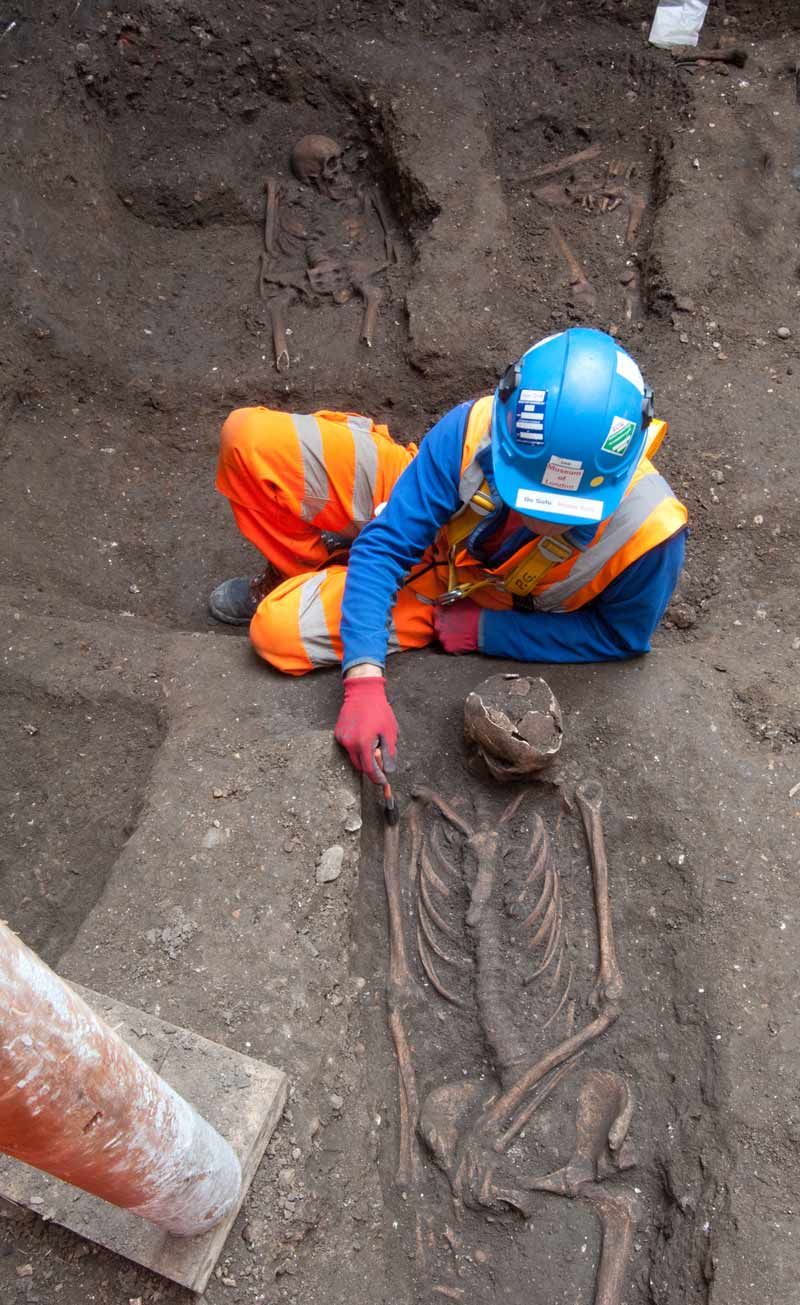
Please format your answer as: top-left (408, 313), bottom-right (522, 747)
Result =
top-left (411, 790), bottom-right (571, 1089)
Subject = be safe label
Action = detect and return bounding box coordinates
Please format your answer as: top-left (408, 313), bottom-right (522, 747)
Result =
top-left (515, 388), bottom-right (546, 444)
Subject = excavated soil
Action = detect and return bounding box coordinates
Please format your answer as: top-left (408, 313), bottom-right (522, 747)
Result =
top-left (1, 3), bottom-right (800, 1305)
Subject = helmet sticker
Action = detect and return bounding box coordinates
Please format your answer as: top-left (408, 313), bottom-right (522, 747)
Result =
top-left (515, 387), bottom-right (546, 444)
top-left (516, 487), bottom-right (603, 521)
top-left (602, 416), bottom-right (637, 457)
top-left (615, 350), bottom-right (645, 394)
top-left (541, 454), bottom-right (583, 492)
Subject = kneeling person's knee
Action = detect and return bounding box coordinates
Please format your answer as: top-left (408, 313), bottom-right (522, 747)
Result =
top-left (249, 572), bottom-right (344, 676)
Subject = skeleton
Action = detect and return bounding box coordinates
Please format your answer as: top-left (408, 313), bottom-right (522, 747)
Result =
top-left (534, 155), bottom-right (648, 321)
top-left (258, 134), bottom-right (397, 370)
top-left (380, 778), bottom-right (636, 1305)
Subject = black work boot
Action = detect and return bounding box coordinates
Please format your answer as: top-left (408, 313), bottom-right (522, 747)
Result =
top-left (208, 565), bottom-right (281, 625)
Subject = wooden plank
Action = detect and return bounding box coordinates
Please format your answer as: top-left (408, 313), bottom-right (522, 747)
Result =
top-left (0, 984), bottom-right (287, 1292)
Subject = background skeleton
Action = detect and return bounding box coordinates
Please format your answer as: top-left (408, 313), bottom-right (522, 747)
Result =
top-left (259, 134), bottom-right (397, 371)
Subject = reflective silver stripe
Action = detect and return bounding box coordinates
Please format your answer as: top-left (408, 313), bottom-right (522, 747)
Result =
top-left (386, 619), bottom-right (402, 657)
top-left (297, 573), bottom-right (338, 666)
top-left (292, 414), bottom-right (329, 523)
top-left (534, 473), bottom-right (674, 612)
top-left (347, 416), bottom-right (379, 525)
top-left (458, 435), bottom-right (491, 504)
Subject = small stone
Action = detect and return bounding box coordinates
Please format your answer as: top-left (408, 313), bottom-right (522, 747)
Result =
top-left (329, 1092), bottom-right (344, 1110)
top-left (679, 332), bottom-right (689, 344)
top-left (792, 637), bottom-right (800, 651)
top-left (212, 787), bottom-right (224, 799)
top-left (753, 514), bottom-right (764, 525)
top-left (291, 1146), bottom-right (301, 1160)
top-left (16, 1265), bottom-right (34, 1278)
top-left (692, 157), bottom-right (700, 168)
top-left (316, 845), bottom-right (344, 884)
top-left (278, 1167), bottom-right (296, 1188)
top-left (777, 326), bottom-right (792, 339)
top-left (711, 469), bottom-right (724, 483)
top-left (668, 601), bottom-right (697, 630)
top-left (675, 296), bottom-right (695, 313)
top-left (344, 813), bottom-right (362, 833)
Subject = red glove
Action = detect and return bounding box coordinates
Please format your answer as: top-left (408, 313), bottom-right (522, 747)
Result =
top-left (334, 676), bottom-right (398, 784)
top-left (433, 600), bottom-right (481, 654)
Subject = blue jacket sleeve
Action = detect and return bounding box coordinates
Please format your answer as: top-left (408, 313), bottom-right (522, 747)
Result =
top-left (340, 404), bottom-right (470, 670)
top-left (479, 529), bottom-right (686, 663)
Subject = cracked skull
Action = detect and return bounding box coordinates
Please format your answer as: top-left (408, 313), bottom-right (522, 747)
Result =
top-left (290, 134), bottom-right (350, 200)
top-left (464, 674), bottom-right (563, 781)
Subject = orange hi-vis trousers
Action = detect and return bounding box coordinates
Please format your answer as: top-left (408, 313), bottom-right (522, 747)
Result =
top-left (216, 406), bottom-right (438, 675)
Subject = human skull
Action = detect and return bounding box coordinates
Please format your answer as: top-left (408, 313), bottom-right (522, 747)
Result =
top-left (290, 134), bottom-right (350, 200)
top-left (464, 674), bottom-right (563, 782)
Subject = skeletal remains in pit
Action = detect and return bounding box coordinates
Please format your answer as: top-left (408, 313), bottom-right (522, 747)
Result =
top-left (381, 763), bottom-right (635, 1305)
top-left (258, 134), bottom-right (397, 370)
top-left (529, 147), bottom-right (649, 321)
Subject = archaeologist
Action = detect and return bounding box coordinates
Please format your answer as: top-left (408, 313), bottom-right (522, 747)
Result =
top-left (210, 327), bottom-right (687, 783)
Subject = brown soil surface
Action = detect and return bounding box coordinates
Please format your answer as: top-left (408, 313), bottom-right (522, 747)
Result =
top-left (1, 3), bottom-right (799, 1305)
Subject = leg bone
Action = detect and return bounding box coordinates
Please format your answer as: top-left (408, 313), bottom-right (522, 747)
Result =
top-left (551, 223), bottom-right (597, 310)
top-left (579, 1185), bottom-right (639, 1305)
top-left (359, 280), bottom-right (384, 348)
top-left (625, 193), bottom-right (647, 247)
top-left (263, 285), bottom-right (294, 374)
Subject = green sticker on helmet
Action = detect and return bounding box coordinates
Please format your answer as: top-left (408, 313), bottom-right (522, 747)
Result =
top-left (602, 416), bottom-right (636, 457)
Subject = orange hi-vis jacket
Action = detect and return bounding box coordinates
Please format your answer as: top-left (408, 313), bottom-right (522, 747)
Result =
top-left (413, 395), bottom-right (689, 612)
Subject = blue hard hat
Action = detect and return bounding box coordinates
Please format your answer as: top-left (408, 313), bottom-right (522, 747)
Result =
top-left (491, 328), bottom-right (654, 526)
